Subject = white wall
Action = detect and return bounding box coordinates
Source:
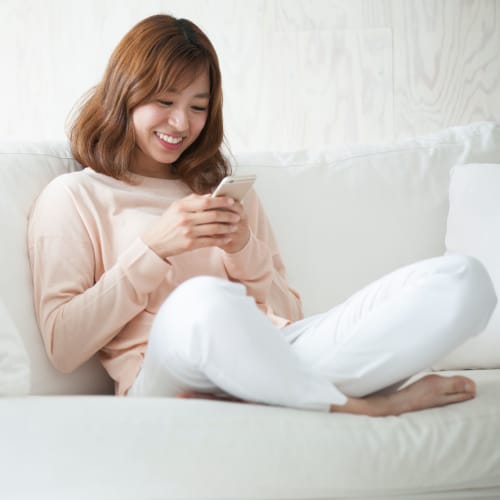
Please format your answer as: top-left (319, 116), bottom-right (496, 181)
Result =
top-left (2, 0), bottom-right (499, 153)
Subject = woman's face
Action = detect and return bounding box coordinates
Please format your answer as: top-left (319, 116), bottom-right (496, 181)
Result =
top-left (131, 70), bottom-right (210, 178)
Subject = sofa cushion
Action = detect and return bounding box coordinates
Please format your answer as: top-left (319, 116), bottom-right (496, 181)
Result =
top-left (235, 122), bottom-right (500, 316)
top-left (0, 299), bottom-right (30, 395)
top-left (0, 142), bottom-right (113, 394)
top-left (1, 370), bottom-right (499, 499)
top-left (434, 164), bottom-right (500, 369)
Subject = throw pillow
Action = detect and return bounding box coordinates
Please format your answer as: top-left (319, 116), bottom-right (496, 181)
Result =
top-left (0, 299), bottom-right (30, 395)
top-left (433, 164), bottom-right (500, 369)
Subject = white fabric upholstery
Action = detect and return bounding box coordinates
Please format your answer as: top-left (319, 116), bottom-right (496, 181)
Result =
top-left (1, 370), bottom-right (499, 500)
top-left (235, 121), bottom-right (500, 315)
top-left (0, 299), bottom-right (30, 395)
top-left (435, 164), bottom-right (500, 369)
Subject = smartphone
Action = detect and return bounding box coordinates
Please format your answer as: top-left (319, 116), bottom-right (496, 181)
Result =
top-left (211, 174), bottom-right (256, 201)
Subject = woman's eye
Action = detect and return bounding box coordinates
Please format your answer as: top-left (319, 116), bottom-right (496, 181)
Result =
top-left (192, 106), bottom-right (208, 112)
top-left (158, 100), bottom-right (172, 106)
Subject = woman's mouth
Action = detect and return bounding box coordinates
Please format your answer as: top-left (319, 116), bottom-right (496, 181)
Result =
top-left (154, 131), bottom-right (184, 150)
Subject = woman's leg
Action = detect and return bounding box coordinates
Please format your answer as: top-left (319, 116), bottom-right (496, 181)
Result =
top-left (288, 255), bottom-right (497, 398)
top-left (128, 276), bottom-right (346, 411)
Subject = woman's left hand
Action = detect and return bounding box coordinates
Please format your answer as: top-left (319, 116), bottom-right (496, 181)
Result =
top-left (216, 199), bottom-right (250, 254)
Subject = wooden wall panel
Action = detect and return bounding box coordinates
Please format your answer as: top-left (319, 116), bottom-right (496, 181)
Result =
top-left (218, 28), bottom-right (393, 151)
top-left (392, 0), bottom-right (500, 139)
top-left (0, 0), bottom-right (498, 152)
top-left (271, 0), bottom-right (392, 29)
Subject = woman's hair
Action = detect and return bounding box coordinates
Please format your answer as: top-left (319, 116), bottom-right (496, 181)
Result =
top-left (68, 14), bottom-right (230, 193)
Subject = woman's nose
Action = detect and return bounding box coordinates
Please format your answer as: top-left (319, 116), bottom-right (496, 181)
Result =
top-left (168, 109), bottom-right (188, 130)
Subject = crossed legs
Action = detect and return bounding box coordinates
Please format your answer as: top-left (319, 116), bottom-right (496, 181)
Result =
top-left (128, 255), bottom-right (497, 415)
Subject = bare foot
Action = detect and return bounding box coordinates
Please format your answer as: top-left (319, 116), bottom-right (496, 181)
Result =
top-left (176, 390), bottom-right (248, 404)
top-left (331, 374), bottom-right (476, 417)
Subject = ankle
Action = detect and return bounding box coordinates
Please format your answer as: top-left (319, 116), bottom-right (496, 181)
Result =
top-left (330, 396), bottom-right (390, 417)
top-left (331, 391), bottom-right (408, 417)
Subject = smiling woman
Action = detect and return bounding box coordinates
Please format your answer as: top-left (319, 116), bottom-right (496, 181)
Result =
top-left (27, 14), bottom-right (496, 418)
top-left (68, 15), bottom-right (228, 193)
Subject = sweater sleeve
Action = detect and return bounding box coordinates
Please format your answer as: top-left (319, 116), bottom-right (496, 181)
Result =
top-left (27, 178), bottom-right (170, 374)
top-left (222, 189), bottom-right (303, 326)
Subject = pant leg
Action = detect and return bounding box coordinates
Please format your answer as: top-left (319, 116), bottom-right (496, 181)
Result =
top-left (288, 255), bottom-right (497, 397)
top-left (128, 276), bottom-right (346, 410)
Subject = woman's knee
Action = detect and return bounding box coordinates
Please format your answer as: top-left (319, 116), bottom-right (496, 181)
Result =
top-left (443, 255), bottom-right (495, 301)
top-left (436, 254), bottom-right (497, 333)
top-left (153, 276), bottom-right (257, 367)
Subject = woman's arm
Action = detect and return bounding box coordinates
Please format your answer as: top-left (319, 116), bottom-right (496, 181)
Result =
top-left (28, 178), bottom-right (170, 373)
top-left (222, 189), bottom-right (303, 324)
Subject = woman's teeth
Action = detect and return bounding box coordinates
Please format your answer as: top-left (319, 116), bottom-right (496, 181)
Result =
top-left (155, 132), bottom-right (183, 144)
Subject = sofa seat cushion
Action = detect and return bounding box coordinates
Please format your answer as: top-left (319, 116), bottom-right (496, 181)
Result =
top-left (1, 370), bottom-right (499, 500)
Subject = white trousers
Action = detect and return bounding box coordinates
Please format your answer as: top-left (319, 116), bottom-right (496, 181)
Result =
top-left (128, 255), bottom-right (497, 411)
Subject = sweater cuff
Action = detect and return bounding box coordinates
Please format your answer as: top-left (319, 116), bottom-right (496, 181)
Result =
top-left (223, 232), bottom-right (272, 280)
top-left (118, 237), bottom-right (171, 295)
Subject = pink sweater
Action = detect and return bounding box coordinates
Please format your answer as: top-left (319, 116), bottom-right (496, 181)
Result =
top-left (28, 168), bottom-right (303, 395)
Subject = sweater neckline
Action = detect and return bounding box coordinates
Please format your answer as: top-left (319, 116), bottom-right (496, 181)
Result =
top-left (127, 171), bottom-right (186, 188)
top-left (83, 167), bottom-right (189, 193)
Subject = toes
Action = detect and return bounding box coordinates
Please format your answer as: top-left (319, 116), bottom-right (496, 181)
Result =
top-left (418, 374), bottom-right (477, 402)
top-left (444, 390), bottom-right (475, 404)
top-left (421, 374), bottom-right (476, 395)
top-left (445, 376), bottom-right (476, 396)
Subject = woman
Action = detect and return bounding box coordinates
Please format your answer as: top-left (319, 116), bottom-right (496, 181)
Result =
top-left (28, 14), bottom-right (497, 416)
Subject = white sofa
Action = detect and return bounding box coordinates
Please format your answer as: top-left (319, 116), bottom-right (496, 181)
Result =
top-left (1, 122), bottom-right (500, 500)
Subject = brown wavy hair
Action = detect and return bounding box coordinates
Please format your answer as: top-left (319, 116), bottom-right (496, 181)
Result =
top-left (68, 14), bottom-right (230, 193)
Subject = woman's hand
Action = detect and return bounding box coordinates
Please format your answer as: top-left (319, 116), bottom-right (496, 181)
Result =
top-left (216, 199), bottom-right (250, 254)
top-left (141, 194), bottom-right (250, 259)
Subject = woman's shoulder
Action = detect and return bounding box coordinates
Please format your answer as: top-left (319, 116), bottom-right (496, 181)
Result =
top-left (43, 167), bottom-right (101, 190)
top-left (38, 167), bottom-right (84, 193)
top-left (31, 169), bottom-right (106, 223)
top-left (38, 167), bottom-right (119, 201)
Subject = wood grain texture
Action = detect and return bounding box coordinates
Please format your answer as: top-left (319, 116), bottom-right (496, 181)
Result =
top-left (392, 0), bottom-right (500, 138)
top-left (224, 28), bottom-right (393, 151)
top-left (271, 0), bottom-right (392, 29)
top-left (0, 0), bottom-right (498, 151)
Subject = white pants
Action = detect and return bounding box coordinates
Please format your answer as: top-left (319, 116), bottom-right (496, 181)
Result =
top-left (128, 255), bottom-right (497, 411)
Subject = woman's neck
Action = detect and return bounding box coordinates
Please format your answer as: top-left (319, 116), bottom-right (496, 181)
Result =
top-left (129, 150), bottom-right (179, 179)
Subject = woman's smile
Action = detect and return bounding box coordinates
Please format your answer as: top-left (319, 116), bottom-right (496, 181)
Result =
top-left (130, 70), bottom-right (210, 178)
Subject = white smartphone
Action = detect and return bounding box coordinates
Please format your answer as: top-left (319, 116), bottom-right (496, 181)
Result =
top-left (211, 174), bottom-right (256, 201)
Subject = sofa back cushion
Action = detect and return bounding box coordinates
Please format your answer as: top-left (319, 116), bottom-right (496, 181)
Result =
top-left (0, 142), bottom-right (114, 395)
top-left (235, 122), bottom-right (500, 315)
top-left (0, 298), bottom-right (30, 395)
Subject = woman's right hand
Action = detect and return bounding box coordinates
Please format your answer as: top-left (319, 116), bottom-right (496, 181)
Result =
top-left (141, 193), bottom-right (241, 260)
